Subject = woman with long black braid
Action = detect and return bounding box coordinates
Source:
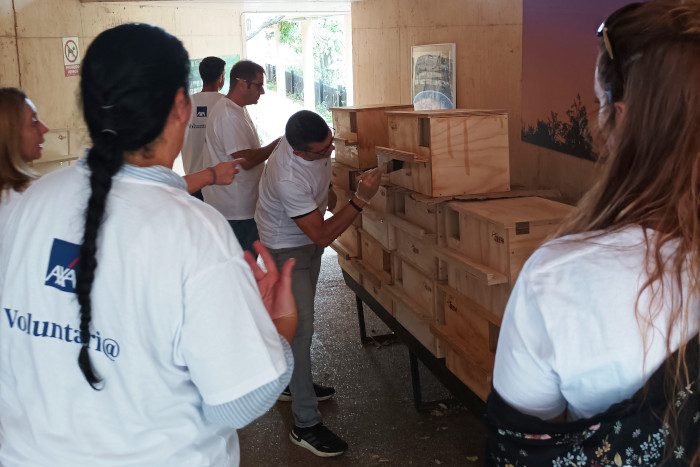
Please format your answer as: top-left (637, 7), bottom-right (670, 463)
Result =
top-left (0, 23), bottom-right (296, 466)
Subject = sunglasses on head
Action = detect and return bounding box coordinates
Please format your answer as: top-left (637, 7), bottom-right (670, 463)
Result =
top-left (596, 2), bottom-right (643, 102)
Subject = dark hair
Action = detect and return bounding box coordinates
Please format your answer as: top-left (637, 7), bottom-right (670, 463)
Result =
top-left (199, 56), bottom-right (225, 84)
top-left (77, 23), bottom-right (190, 389)
top-left (0, 87), bottom-right (36, 196)
top-left (229, 60), bottom-right (264, 90)
top-left (285, 110), bottom-right (330, 151)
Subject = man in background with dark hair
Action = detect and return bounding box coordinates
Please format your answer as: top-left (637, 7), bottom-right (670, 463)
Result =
top-left (203, 59), bottom-right (279, 254)
top-left (256, 110), bottom-right (382, 457)
top-left (181, 56), bottom-right (226, 200)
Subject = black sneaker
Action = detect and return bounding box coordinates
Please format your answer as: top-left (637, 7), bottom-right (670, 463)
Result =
top-left (290, 423), bottom-right (348, 457)
top-left (278, 383), bottom-right (336, 402)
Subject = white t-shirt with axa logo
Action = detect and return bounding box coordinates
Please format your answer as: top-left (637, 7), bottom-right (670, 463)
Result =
top-left (0, 163), bottom-right (288, 466)
top-left (255, 136), bottom-right (331, 249)
top-left (202, 98), bottom-right (263, 220)
top-left (180, 91), bottom-right (225, 175)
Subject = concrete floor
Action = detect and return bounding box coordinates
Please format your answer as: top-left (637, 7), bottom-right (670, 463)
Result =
top-left (239, 249), bottom-right (487, 466)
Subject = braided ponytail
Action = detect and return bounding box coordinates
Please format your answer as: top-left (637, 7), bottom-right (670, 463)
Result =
top-left (76, 24), bottom-right (190, 388)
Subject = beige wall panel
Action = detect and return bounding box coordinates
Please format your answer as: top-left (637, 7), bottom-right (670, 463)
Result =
top-left (17, 37), bottom-right (82, 130)
top-left (184, 34), bottom-right (242, 62)
top-left (351, 0), bottom-right (400, 29)
top-left (1, 0), bottom-right (14, 36)
top-left (81, 4), bottom-right (177, 37)
top-left (14, 0), bottom-right (81, 37)
top-left (397, 0), bottom-right (521, 28)
top-left (70, 128), bottom-right (91, 158)
top-left (175, 7), bottom-right (241, 38)
top-left (352, 27), bottom-right (403, 106)
top-left (0, 37), bottom-right (19, 86)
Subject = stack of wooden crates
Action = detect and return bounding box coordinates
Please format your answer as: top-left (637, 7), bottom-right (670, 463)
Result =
top-left (329, 105), bottom-right (573, 401)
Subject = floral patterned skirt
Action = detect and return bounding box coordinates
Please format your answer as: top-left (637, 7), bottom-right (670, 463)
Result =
top-left (486, 336), bottom-right (700, 466)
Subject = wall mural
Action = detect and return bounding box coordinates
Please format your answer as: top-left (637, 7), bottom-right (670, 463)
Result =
top-left (521, 0), bottom-right (629, 161)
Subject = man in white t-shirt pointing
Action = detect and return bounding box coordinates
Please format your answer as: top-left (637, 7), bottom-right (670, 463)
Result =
top-left (180, 56), bottom-right (226, 200)
top-left (203, 60), bottom-right (280, 254)
top-left (256, 110), bottom-right (382, 457)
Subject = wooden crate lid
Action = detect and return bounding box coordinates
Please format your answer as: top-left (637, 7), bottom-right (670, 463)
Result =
top-left (330, 104), bottom-right (413, 112)
top-left (384, 109), bottom-right (507, 118)
top-left (446, 197), bottom-right (573, 228)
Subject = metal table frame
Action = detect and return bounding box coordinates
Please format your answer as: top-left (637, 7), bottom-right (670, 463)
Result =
top-left (342, 270), bottom-right (485, 414)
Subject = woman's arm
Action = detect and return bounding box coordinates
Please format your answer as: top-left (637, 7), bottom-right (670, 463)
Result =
top-left (183, 158), bottom-right (243, 194)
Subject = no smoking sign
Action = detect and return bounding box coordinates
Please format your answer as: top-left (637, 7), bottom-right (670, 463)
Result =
top-left (62, 37), bottom-right (80, 77)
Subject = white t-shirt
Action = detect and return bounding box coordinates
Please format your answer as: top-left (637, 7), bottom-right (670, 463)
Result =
top-left (255, 137), bottom-right (331, 249)
top-left (493, 226), bottom-right (698, 421)
top-left (180, 92), bottom-right (225, 175)
top-left (0, 188), bottom-right (23, 237)
top-left (202, 98), bottom-right (262, 220)
top-left (0, 162), bottom-right (288, 466)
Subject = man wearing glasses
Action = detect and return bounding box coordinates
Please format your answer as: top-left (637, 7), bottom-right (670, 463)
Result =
top-left (255, 110), bottom-right (382, 457)
top-left (203, 59), bottom-right (280, 255)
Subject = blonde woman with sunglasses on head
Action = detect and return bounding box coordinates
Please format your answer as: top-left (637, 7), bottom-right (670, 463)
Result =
top-left (487, 1), bottom-right (700, 465)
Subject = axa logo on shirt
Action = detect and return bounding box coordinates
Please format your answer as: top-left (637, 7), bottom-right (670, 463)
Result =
top-left (45, 238), bottom-right (80, 293)
top-left (196, 106), bottom-right (207, 118)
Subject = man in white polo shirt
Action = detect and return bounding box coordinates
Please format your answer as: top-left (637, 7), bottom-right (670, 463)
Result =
top-left (203, 60), bottom-right (279, 254)
top-left (255, 110), bottom-right (382, 457)
top-left (180, 56), bottom-right (226, 200)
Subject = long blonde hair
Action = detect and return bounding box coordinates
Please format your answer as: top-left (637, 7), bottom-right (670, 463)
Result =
top-left (0, 87), bottom-right (37, 199)
top-left (556, 0), bottom-right (700, 461)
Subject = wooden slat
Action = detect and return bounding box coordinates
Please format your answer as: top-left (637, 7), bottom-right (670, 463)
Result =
top-left (376, 146), bottom-right (430, 164)
top-left (453, 187), bottom-right (562, 201)
top-left (385, 109), bottom-right (508, 118)
top-left (329, 240), bottom-right (352, 260)
top-left (334, 135), bottom-right (358, 146)
top-left (438, 283), bottom-right (502, 326)
top-left (434, 246), bottom-right (508, 286)
top-left (446, 197), bottom-right (573, 228)
top-left (353, 259), bottom-right (386, 288)
top-left (387, 213), bottom-right (431, 240)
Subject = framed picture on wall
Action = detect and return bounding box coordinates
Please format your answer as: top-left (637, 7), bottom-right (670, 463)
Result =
top-left (411, 43), bottom-right (456, 110)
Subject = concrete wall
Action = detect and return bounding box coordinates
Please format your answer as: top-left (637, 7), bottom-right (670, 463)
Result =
top-left (1, 0), bottom-right (245, 173)
top-left (351, 0), bottom-right (596, 203)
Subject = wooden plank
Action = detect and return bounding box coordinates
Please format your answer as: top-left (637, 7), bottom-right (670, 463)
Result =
top-left (337, 255), bottom-right (361, 285)
top-left (359, 229), bottom-right (393, 284)
top-left (439, 283), bottom-right (502, 326)
top-left (330, 104), bottom-right (413, 111)
top-left (446, 197), bottom-right (573, 228)
top-left (432, 325), bottom-right (492, 401)
top-left (361, 210), bottom-right (396, 250)
top-left (356, 104), bottom-right (413, 170)
top-left (376, 146), bottom-right (430, 164)
top-left (395, 295), bottom-right (444, 358)
top-left (429, 115), bottom-right (510, 197)
top-left (401, 193), bottom-right (441, 233)
top-left (444, 261), bottom-right (512, 319)
top-left (330, 240), bottom-right (352, 260)
top-left (334, 138), bottom-right (360, 169)
top-left (394, 228), bottom-right (443, 279)
top-left (433, 246), bottom-right (508, 286)
top-left (454, 187), bottom-right (561, 201)
top-left (393, 258), bottom-right (444, 321)
top-left (336, 224), bottom-right (361, 258)
top-left (385, 109), bottom-right (507, 118)
top-left (387, 213), bottom-right (431, 240)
